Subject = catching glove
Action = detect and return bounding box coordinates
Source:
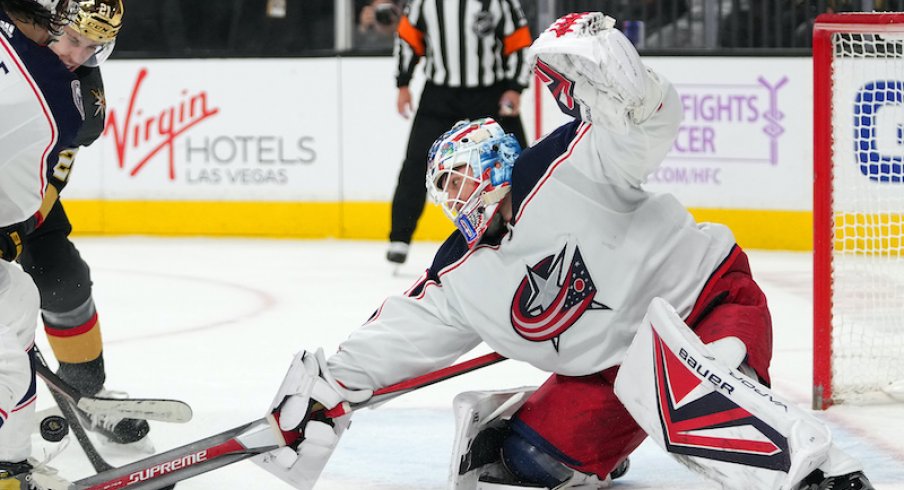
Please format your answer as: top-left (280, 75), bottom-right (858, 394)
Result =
top-left (254, 348), bottom-right (372, 489)
top-left (529, 12), bottom-right (664, 133)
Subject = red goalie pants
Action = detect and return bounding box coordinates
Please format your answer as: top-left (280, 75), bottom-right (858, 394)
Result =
top-left (511, 246), bottom-right (773, 479)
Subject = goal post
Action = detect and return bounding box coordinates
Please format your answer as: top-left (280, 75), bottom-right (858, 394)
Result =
top-left (813, 13), bottom-right (904, 410)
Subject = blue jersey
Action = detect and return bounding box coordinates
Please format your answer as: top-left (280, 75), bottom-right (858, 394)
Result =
top-left (0, 10), bottom-right (82, 226)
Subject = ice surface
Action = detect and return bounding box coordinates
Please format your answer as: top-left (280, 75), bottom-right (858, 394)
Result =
top-left (28, 238), bottom-right (904, 489)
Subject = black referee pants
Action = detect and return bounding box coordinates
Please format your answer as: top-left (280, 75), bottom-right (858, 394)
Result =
top-left (389, 82), bottom-right (527, 244)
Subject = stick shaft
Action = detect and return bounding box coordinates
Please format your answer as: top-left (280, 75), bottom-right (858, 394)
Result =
top-left (70, 352), bottom-right (507, 489)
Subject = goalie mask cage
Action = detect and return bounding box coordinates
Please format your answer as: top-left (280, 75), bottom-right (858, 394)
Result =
top-left (813, 13), bottom-right (904, 410)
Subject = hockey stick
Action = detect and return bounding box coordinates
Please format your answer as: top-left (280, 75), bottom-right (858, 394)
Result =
top-left (326, 351), bottom-right (507, 417)
top-left (34, 348), bottom-right (193, 423)
top-left (55, 352), bottom-right (508, 490)
top-left (34, 347), bottom-right (115, 473)
top-left (47, 385), bottom-right (115, 473)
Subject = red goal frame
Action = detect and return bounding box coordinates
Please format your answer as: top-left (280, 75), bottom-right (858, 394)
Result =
top-left (812, 12), bottom-right (904, 410)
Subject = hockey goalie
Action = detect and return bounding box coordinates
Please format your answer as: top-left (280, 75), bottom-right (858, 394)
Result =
top-left (255, 12), bottom-right (874, 490)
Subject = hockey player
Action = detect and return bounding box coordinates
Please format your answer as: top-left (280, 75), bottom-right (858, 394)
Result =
top-left (0, 0), bottom-right (83, 486)
top-left (16, 0), bottom-right (151, 446)
top-left (257, 12), bottom-right (874, 490)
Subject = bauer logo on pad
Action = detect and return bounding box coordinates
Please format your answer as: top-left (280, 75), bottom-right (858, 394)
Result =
top-left (651, 328), bottom-right (791, 471)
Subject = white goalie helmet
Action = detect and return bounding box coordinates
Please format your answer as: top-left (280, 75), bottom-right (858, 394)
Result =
top-left (426, 118), bottom-right (522, 248)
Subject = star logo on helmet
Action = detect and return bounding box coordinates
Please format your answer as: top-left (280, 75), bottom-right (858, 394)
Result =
top-left (510, 244), bottom-right (609, 350)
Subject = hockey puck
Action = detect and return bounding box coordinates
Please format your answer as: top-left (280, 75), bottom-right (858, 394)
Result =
top-left (40, 415), bottom-right (69, 442)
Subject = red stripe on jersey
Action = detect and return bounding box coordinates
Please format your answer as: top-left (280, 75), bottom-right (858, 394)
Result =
top-left (45, 312), bottom-right (99, 338)
top-left (12, 395), bottom-right (36, 412)
top-left (0, 35), bottom-right (57, 200)
top-left (438, 242), bottom-right (501, 279)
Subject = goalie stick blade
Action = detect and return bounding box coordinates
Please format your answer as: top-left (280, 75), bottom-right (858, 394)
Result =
top-left (76, 397), bottom-right (193, 424)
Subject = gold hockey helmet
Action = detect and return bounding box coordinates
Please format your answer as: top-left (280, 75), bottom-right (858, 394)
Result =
top-left (72, 0), bottom-right (123, 44)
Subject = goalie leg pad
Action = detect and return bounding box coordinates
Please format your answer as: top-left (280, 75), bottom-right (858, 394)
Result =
top-left (450, 388), bottom-right (535, 489)
top-left (614, 298), bottom-right (854, 490)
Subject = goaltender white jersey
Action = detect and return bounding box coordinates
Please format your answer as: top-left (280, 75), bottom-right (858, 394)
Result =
top-left (0, 11), bottom-right (82, 226)
top-left (329, 73), bottom-right (737, 390)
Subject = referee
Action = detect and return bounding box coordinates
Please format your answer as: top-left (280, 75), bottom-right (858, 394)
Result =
top-left (387, 0), bottom-right (531, 264)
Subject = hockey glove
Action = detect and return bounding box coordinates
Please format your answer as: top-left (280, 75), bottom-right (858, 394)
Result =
top-left (51, 147), bottom-right (78, 193)
top-left (0, 217), bottom-right (37, 262)
top-left (529, 12), bottom-right (664, 134)
top-left (254, 348), bottom-right (372, 489)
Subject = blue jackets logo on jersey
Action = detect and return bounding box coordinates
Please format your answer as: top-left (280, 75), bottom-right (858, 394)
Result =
top-left (510, 244), bottom-right (608, 350)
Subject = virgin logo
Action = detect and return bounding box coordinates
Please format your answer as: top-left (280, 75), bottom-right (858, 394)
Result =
top-left (104, 68), bottom-right (220, 180)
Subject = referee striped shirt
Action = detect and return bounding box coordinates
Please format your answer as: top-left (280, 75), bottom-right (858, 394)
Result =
top-left (395, 0), bottom-right (532, 91)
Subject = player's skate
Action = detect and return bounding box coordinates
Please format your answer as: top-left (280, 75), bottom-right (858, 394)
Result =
top-left (386, 241), bottom-right (409, 264)
top-left (607, 459), bottom-right (629, 480)
top-left (0, 460), bottom-right (69, 490)
top-left (75, 388), bottom-right (150, 445)
top-left (797, 470), bottom-right (874, 490)
top-left (0, 460), bottom-right (37, 490)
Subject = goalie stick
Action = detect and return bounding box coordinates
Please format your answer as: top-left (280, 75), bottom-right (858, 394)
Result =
top-left (34, 347), bottom-right (193, 423)
top-left (44, 352), bottom-right (508, 490)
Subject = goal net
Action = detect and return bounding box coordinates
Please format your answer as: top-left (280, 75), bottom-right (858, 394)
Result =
top-left (813, 13), bottom-right (904, 409)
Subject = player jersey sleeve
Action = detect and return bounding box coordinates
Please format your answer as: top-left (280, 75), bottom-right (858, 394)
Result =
top-left (71, 66), bottom-right (105, 148)
top-left (395, 0), bottom-right (425, 88)
top-left (327, 285), bottom-right (482, 391)
top-left (327, 232), bottom-right (480, 391)
top-left (590, 69), bottom-right (683, 187)
top-left (47, 66), bottom-right (105, 194)
top-left (497, 0), bottom-right (532, 92)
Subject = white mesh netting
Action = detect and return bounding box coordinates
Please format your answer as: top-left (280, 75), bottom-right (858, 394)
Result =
top-left (829, 29), bottom-right (904, 402)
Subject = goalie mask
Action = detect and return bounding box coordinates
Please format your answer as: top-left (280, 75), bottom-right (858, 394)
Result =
top-left (426, 118), bottom-right (521, 248)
